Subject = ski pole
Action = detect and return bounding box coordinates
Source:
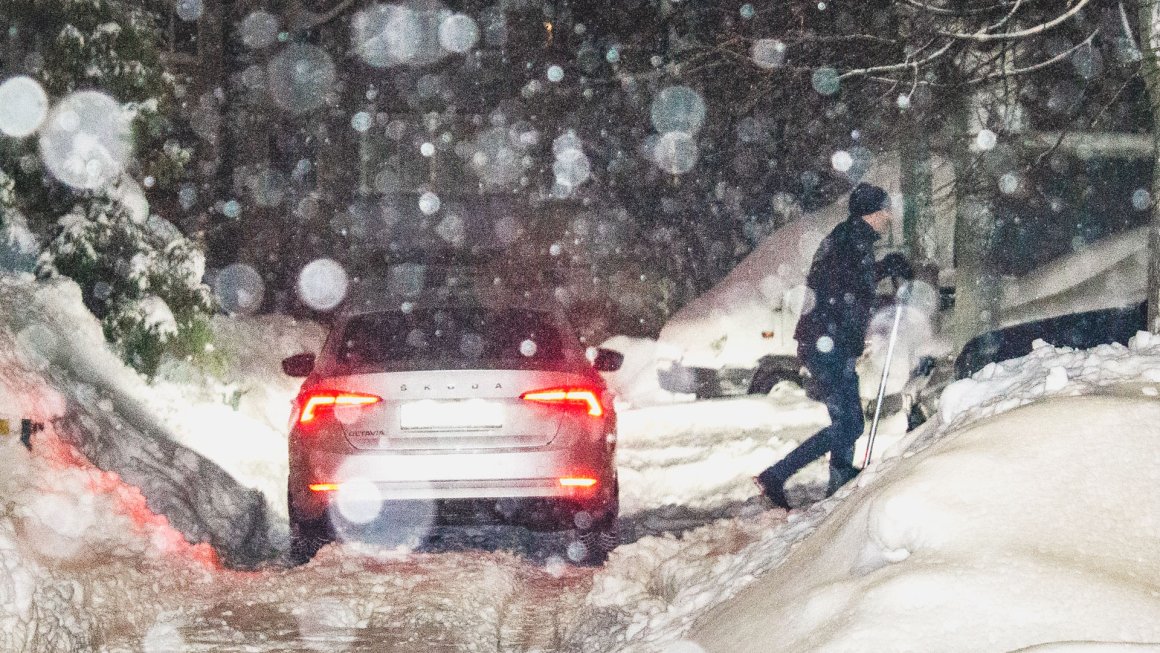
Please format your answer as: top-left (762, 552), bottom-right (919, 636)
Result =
top-left (862, 301), bottom-right (903, 468)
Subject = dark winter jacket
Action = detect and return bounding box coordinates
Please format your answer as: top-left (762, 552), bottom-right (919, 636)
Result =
top-left (793, 216), bottom-right (900, 360)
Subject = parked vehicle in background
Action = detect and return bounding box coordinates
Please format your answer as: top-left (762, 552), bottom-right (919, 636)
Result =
top-left (282, 292), bottom-right (624, 565)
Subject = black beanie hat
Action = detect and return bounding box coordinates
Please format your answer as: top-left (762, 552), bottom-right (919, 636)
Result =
top-left (848, 182), bottom-right (889, 219)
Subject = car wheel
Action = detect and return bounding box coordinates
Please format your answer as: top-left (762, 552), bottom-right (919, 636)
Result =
top-left (571, 481), bottom-right (619, 566)
top-left (576, 514), bottom-right (619, 566)
top-left (287, 499), bottom-right (331, 566)
top-left (747, 356), bottom-right (802, 395)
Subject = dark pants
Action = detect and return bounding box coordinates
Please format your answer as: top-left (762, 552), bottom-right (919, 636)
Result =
top-left (759, 349), bottom-right (864, 495)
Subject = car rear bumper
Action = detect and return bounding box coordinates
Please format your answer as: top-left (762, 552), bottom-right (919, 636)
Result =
top-left (290, 444), bottom-right (616, 517)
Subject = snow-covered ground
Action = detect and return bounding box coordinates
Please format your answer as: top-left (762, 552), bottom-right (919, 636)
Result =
top-left (3, 274), bottom-right (1160, 651)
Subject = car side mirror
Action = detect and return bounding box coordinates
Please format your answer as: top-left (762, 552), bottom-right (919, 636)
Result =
top-left (282, 353), bottom-right (315, 377)
top-left (592, 348), bottom-right (624, 372)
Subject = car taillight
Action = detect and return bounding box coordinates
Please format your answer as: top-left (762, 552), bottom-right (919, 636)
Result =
top-left (520, 387), bottom-right (604, 417)
top-left (298, 390), bottom-right (382, 424)
top-left (559, 476), bottom-right (598, 488)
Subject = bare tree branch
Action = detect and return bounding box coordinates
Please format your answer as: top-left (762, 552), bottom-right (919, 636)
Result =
top-left (940, 0), bottom-right (1093, 42)
top-left (901, 0), bottom-right (1016, 17)
top-left (1119, 0), bottom-right (1140, 51)
top-left (968, 28), bottom-right (1100, 84)
top-left (838, 39), bottom-right (955, 79)
top-left (986, 0), bottom-right (1025, 32)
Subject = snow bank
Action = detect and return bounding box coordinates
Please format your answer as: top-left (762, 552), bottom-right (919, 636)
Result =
top-left (0, 275), bottom-right (288, 567)
top-left (0, 432), bottom-right (219, 652)
top-left (938, 333), bottom-right (1160, 428)
top-left (680, 335), bottom-right (1160, 653)
top-left (0, 291), bottom-right (218, 650)
top-left (692, 394), bottom-right (1160, 652)
top-left (149, 312), bottom-right (326, 527)
top-left (578, 334), bottom-right (1160, 653)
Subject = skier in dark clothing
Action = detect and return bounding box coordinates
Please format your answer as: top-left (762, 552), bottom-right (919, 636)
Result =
top-left (755, 182), bottom-right (912, 509)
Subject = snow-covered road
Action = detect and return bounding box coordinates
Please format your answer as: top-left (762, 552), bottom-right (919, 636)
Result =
top-left (138, 392), bottom-right (832, 652)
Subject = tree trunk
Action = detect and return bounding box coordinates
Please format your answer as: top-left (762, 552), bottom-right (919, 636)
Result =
top-left (209, 0), bottom-right (239, 269)
top-left (900, 122), bottom-right (934, 263)
top-left (950, 91), bottom-right (1000, 350)
top-left (1137, 0), bottom-right (1160, 332)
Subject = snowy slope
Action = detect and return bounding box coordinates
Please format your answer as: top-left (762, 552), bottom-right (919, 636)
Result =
top-left (0, 274), bottom-right (316, 567)
top-left (683, 334), bottom-right (1160, 653)
top-left (692, 393), bottom-right (1160, 652)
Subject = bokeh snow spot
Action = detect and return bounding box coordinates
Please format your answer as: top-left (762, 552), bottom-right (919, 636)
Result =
top-left (352, 2), bottom-right (449, 68)
top-left (553, 132), bottom-right (591, 189)
top-left (651, 86), bottom-right (706, 134)
top-left (334, 478), bottom-right (383, 525)
top-left (16, 323), bottom-right (59, 371)
top-left (831, 150), bottom-right (853, 173)
top-left (38, 91), bottom-right (132, 190)
top-left (459, 332), bottom-right (484, 359)
top-left (175, 0), bottom-right (203, 21)
top-left (419, 191), bottom-right (441, 215)
top-left (297, 258), bottom-right (349, 311)
top-left (566, 540), bottom-right (588, 562)
top-left (438, 13), bottom-right (479, 53)
top-left (811, 67), bottom-right (840, 95)
top-left (573, 511), bottom-right (593, 529)
top-left (178, 183), bottom-right (198, 210)
top-left (751, 39), bottom-right (786, 69)
top-left (267, 44), bottom-right (336, 114)
top-left (0, 76), bottom-right (48, 137)
top-left (241, 10), bottom-right (280, 49)
top-left (222, 199), bottom-right (241, 218)
top-left (436, 212), bottom-right (465, 245)
top-left (1132, 188), bottom-right (1151, 210)
top-left (976, 129), bottom-right (997, 151)
top-left (351, 111), bottom-right (372, 133)
top-left (652, 131), bottom-right (698, 175)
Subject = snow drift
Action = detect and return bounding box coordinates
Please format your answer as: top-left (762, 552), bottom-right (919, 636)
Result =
top-left (0, 275), bottom-right (284, 568)
top-left (691, 392), bottom-right (1160, 652)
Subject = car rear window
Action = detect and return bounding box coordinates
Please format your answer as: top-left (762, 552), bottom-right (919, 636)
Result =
top-left (333, 307), bottom-right (569, 371)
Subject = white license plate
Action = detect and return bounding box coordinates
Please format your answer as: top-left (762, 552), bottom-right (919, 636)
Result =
top-left (399, 399), bottom-right (504, 430)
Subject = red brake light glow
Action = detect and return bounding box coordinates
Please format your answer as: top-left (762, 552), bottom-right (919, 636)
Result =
top-left (299, 391), bottom-right (382, 424)
top-left (559, 476), bottom-right (598, 488)
top-left (308, 483), bottom-right (340, 492)
top-left (520, 387), bottom-right (604, 417)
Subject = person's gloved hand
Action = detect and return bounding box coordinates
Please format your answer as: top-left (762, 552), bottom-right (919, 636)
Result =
top-left (879, 252), bottom-right (914, 281)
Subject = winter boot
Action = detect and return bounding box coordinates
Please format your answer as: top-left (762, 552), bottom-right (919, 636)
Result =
top-left (826, 464), bottom-right (861, 497)
top-left (754, 468), bottom-right (791, 510)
